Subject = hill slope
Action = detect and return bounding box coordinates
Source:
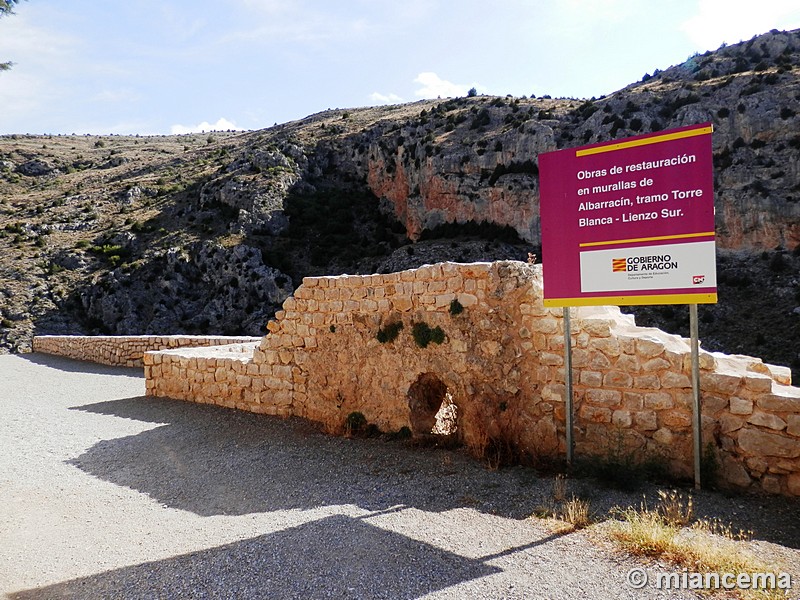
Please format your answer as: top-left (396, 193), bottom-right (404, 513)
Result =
top-left (1, 28), bottom-right (799, 379)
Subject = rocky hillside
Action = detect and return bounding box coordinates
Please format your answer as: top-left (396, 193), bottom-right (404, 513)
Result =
top-left (1, 28), bottom-right (799, 379)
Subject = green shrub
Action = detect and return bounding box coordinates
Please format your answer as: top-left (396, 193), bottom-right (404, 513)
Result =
top-left (344, 411), bottom-right (367, 436)
top-left (395, 426), bottom-right (412, 439)
top-left (376, 321), bottom-right (403, 343)
top-left (449, 298), bottom-right (464, 315)
top-left (412, 322), bottom-right (445, 348)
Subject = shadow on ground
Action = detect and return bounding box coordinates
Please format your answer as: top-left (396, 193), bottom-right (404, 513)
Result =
top-left (8, 514), bottom-right (503, 600)
top-left (65, 392), bottom-right (800, 549)
top-left (68, 394), bottom-right (541, 519)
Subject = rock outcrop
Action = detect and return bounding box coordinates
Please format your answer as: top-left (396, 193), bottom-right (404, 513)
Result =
top-left (81, 241), bottom-right (292, 336)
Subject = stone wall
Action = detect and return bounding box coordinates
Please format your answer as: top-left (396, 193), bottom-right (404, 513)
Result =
top-left (143, 262), bottom-right (800, 496)
top-left (33, 335), bottom-right (261, 368)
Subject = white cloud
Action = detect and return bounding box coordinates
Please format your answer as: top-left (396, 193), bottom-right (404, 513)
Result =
top-left (370, 91), bottom-right (404, 105)
top-left (681, 0), bottom-right (800, 50)
top-left (170, 118), bottom-right (243, 134)
top-left (413, 72), bottom-right (477, 99)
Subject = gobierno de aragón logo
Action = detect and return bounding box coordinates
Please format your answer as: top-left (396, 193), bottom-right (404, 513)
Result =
top-left (612, 254), bottom-right (679, 273)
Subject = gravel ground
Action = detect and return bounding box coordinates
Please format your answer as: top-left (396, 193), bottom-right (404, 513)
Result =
top-left (1, 353), bottom-right (798, 599)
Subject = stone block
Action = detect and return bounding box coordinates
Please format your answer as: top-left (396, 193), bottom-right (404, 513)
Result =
top-left (273, 365), bottom-right (293, 379)
top-left (660, 371), bottom-right (690, 389)
top-left (787, 415), bottom-right (800, 438)
top-left (729, 396), bottom-right (753, 415)
top-left (612, 410), bottom-right (632, 428)
top-left (642, 357), bottom-right (670, 373)
top-left (719, 414), bottom-right (744, 434)
top-left (530, 318), bottom-right (559, 334)
top-left (761, 475), bottom-right (783, 495)
top-left (586, 389), bottom-right (621, 406)
top-left (768, 461), bottom-right (794, 475)
top-left (590, 337), bottom-right (620, 357)
top-left (542, 383), bottom-right (565, 403)
top-left (720, 455), bottom-right (752, 488)
top-left (588, 351), bottom-right (611, 370)
top-left (457, 293), bottom-right (478, 307)
top-left (539, 352), bottom-right (563, 366)
top-left (571, 348), bottom-right (590, 368)
top-left (702, 394), bottom-right (729, 414)
top-left (435, 294), bottom-right (455, 308)
top-left (576, 332), bottom-right (590, 348)
top-left (652, 427), bottom-right (673, 446)
top-left (757, 391), bottom-right (800, 413)
top-left (615, 353), bottom-right (641, 373)
top-left (579, 370), bottom-right (603, 387)
top-left (579, 405), bottom-right (612, 423)
top-left (636, 337), bottom-right (665, 358)
top-left (644, 392), bottom-right (673, 410)
top-left (767, 364), bottom-right (792, 386)
top-left (633, 410), bottom-right (658, 431)
top-left (446, 277), bottom-right (464, 292)
top-left (744, 374), bottom-right (773, 393)
top-left (603, 371), bottom-right (633, 388)
top-left (622, 392), bottom-right (644, 410)
top-left (659, 410), bottom-right (692, 429)
top-left (633, 374), bottom-right (661, 390)
top-left (581, 319), bottom-right (612, 337)
top-left (701, 372), bottom-right (742, 395)
top-left (737, 428), bottom-right (800, 458)
top-left (746, 456), bottom-right (768, 476)
top-left (747, 412), bottom-right (787, 431)
top-left (392, 296), bottom-right (413, 312)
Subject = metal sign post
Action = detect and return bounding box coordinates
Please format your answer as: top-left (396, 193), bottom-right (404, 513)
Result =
top-left (690, 304), bottom-right (702, 489)
top-left (563, 307), bottom-right (574, 466)
top-left (539, 124), bottom-right (717, 482)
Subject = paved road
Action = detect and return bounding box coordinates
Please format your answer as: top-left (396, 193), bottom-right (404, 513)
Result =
top-left (0, 353), bottom-right (712, 599)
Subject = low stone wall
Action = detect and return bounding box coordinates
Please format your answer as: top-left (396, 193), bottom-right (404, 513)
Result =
top-left (33, 335), bottom-right (261, 367)
top-left (144, 261), bottom-right (800, 496)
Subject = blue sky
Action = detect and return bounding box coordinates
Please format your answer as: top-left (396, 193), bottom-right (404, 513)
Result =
top-left (1, 0), bottom-right (799, 135)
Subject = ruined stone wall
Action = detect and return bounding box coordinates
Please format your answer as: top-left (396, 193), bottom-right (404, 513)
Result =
top-left (33, 335), bottom-right (261, 367)
top-left (144, 262), bottom-right (800, 496)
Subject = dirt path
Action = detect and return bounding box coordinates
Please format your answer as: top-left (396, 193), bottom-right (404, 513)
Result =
top-left (0, 353), bottom-right (792, 599)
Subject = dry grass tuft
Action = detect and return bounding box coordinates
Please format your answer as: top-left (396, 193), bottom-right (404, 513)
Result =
top-left (560, 496), bottom-right (592, 529)
top-left (553, 473), bottom-right (568, 502)
top-left (657, 489), bottom-right (693, 527)
top-left (609, 491), bottom-right (785, 600)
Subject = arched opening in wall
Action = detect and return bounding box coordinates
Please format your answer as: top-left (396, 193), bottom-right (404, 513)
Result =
top-left (407, 373), bottom-right (459, 439)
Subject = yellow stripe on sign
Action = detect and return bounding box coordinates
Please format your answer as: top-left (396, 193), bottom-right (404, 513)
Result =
top-left (543, 292), bottom-right (718, 307)
top-left (575, 125), bottom-right (713, 157)
top-left (579, 231), bottom-right (715, 248)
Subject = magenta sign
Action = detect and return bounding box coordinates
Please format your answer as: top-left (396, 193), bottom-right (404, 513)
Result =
top-left (539, 123), bottom-right (717, 307)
